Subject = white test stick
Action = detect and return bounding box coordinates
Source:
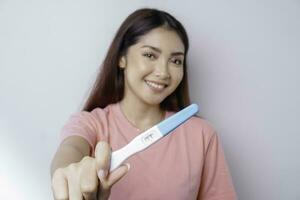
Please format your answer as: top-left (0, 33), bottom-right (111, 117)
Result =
top-left (109, 104), bottom-right (199, 172)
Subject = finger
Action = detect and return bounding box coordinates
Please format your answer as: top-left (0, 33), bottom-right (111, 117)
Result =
top-left (98, 163), bottom-right (130, 192)
top-left (80, 157), bottom-right (98, 200)
top-left (107, 163), bottom-right (130, 187)
top-left (68, 178), bottom-right (83, 200)
top-left (66, 164), bottom-right (83, 200)
top-left (95, 141), bottom-right (111, 180)
top-left (52, 168), bottom-right (69, 200)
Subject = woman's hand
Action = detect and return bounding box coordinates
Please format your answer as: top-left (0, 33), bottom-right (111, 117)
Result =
top-left (51, 141), bottom-right (130, 200)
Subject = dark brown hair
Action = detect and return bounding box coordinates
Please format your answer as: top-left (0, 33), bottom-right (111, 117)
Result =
top-left (82, 8), bottom-right (190, 112)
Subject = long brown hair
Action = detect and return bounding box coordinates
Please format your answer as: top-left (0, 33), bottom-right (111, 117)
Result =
top-left (83, 8), bottom-right (190, 112)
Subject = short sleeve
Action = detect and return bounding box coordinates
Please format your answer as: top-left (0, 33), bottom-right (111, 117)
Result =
top-left (60, 111), bottom-right (99, 152)
top-left (197, 131), bottom-right (237, 200)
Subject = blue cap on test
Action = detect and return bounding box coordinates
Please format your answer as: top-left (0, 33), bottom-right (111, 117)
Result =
top-left (156, 104), bottom-right (199, 136)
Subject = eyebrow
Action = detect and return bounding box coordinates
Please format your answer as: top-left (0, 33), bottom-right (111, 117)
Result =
top-left (140, 45), bottom-right (184, 56)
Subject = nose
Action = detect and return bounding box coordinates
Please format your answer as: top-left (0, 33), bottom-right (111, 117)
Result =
top-left (154, 60), bottom-right (170, 79)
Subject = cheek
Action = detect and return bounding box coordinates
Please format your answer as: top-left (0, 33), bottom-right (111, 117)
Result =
top-left (171, 68), bottom-right (184, 85)
top-left (127, 58), bottom-right (153, 78)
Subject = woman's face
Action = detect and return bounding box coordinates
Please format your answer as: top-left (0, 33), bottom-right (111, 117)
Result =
top-left (119, 27), bottom-right (185, 106)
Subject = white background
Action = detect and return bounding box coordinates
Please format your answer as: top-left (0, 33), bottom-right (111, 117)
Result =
top-left (1, 1), bottom-right (299, 199)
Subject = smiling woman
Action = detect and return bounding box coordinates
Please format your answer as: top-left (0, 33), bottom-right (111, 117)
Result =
top-left (118, 27), bottom-right (185, 109)
top-left (82, 9), bottom-right (190, 113)
top-left (50, 8), bottom-right (237, 200)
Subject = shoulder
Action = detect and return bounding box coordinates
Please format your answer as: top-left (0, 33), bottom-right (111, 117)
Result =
top-left (168, 110), bottom-right (218, 143)
top-left (182, 116), bottom-right (219, 153)
top-left (167, 110), bottom-right (217, 139)
top-left (185, 116), bottom-right (217, 136)
top-left (89, 105), bottom-right (112, 120)
top-left (75, 103), bottom-right (116, 119)
top-left (65, 104), bottom-right (116, 126)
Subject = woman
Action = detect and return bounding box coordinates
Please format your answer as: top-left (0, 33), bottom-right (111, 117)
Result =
top-left (51, 8), bottom-right (237, 200)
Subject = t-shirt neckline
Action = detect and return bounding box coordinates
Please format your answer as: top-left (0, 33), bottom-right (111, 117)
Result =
top-left (113, 102), bottom-right (171, 133)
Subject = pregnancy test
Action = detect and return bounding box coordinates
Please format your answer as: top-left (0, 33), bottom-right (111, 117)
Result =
top-left (109, 103), bottom-right (199, 172)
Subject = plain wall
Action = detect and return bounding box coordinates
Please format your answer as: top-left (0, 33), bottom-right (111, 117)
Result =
top-left (1, 1), bottom-right (299, 199)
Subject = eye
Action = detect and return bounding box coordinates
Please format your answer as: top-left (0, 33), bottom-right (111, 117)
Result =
top-left (143, 52), bottom-right (156, 60)
top-left (170, 58), bottom-right (183, 66)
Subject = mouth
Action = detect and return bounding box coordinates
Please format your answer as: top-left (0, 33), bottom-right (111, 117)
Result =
top-left (145, 80), bottom-right (167, 92)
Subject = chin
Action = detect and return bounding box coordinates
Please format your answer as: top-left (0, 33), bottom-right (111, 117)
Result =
top-left (142, 96), bottom-right (165, 106)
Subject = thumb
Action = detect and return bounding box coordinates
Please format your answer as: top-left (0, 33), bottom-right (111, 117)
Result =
top-left (95, 141), bottom-right (111, 180)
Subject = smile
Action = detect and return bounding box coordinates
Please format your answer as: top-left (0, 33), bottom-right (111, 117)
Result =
top-left (145, 80), bottom-right (167, 91)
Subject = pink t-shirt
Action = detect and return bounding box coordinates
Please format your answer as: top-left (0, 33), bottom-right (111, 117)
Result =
top-left (60, 103), bottom-right (237, 200)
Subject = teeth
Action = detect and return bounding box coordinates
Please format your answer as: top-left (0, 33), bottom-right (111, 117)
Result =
top-left (146, 81), bottom-right (165, 89)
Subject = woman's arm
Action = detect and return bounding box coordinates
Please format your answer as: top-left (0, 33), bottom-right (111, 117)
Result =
top-left (197, 133), bottom-right (237, 200)
top-left (50, 136), bottom-right (90, 177)
top-left (50, 136), bottom-right (129, 200)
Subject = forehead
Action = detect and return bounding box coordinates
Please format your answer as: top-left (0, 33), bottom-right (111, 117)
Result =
top-left (133, 27), bottom-right (185, 53)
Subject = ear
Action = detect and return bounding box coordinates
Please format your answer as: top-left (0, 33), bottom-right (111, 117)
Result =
top-left (119, 56), bottom-right (126, 69)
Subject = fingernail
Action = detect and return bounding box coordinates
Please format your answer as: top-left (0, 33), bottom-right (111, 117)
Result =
top-left (125, 163), bottom-right (130, 171)
top-left (98, 169), bottom-right (108, 179)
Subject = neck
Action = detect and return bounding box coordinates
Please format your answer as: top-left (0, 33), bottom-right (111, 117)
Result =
top-left (119, 98), bottom-right (165, 131)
